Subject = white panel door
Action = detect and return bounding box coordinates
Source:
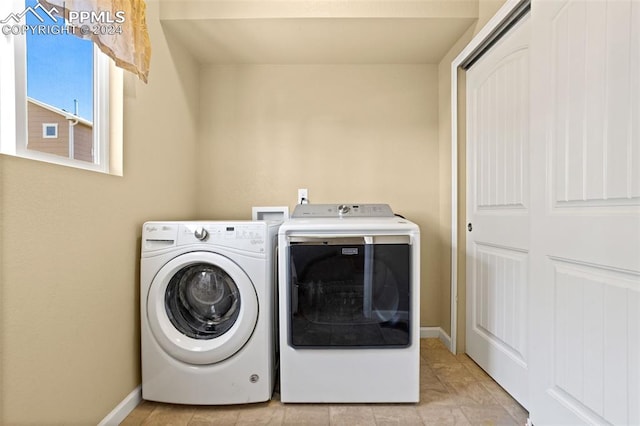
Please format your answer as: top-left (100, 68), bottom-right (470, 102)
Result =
top-left (529, 0), bottom-right (640, 423)
top-left (466, 15), bottom-right (530, 408)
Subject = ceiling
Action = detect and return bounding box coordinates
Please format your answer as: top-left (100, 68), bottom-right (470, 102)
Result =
top-left (159, 0), bottom-right (479, 64)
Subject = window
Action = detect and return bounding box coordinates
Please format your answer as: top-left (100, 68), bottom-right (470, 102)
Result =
top-left (0, 0), bottom-right (123, 174)
top-left (42, 123), bottom-right (58, 138)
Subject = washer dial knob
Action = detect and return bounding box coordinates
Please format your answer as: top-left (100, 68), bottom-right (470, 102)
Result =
top-left (194, 227), bottom-right (209, 241)
top-left (338, 204), bottom-right (351, 215)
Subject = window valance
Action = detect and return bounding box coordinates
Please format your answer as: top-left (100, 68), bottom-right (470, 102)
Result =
top-left (40, 0), bottom-right (151, 83)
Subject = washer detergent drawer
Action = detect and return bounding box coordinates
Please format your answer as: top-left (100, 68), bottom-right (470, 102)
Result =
top-left (288, 237), bottom-right (411, 348)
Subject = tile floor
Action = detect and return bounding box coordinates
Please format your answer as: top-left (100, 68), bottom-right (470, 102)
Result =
top-left (122, 339), bottom-right (528, 425)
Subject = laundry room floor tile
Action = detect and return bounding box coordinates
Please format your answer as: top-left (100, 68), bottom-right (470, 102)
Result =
top-left (372, 405), bottom-right (423, 425)
top-left (122, 339), bottom-right (528, 425)
top-left (329, 405), bottom-right (376, 425)
top-left (189, 406), bottom-right (241, 425)
top-left (282, 405), bottom-right (330, 425)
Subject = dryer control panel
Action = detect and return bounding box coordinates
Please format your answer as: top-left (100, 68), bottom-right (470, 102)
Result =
top-left (291, 203), bottom-right (394, 218)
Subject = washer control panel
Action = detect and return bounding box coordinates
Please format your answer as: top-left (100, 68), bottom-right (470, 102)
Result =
top-left (291, 203), bottom-right (394, 218)
top-left (142, 222), bottom-right (268, 253)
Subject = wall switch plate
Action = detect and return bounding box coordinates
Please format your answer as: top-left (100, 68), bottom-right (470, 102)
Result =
top-left (298, 188), bottom-right (308, 204)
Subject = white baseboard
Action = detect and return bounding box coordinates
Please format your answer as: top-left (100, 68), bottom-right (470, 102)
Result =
top-left (98, 385), bottom-right (142, 426)
top-left (419, 326), bottom-right (441, 338)
top-left (420, 327), bottom-right (453, 352)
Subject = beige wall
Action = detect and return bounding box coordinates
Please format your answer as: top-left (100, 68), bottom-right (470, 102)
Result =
top-left (437, 0), bottom-right (507, 351)
top-left (0, 0), bottom-right (510, 421)
top-left (0, 1), bottom-right (200, 423)
top-left (196, 64), bottom-right (442, 327)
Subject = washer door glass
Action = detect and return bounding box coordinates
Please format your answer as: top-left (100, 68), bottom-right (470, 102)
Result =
top-left (147, 252), bottom-right (259, 365)
top-left (165, 263), bottom-right (240, 340)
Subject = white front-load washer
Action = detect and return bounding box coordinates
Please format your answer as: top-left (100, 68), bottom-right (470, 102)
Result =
top-left (140, 221), bottom-right (279, 405)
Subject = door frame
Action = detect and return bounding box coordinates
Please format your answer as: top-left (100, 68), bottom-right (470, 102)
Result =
top-left (449, 0), bottom-right (530, 354)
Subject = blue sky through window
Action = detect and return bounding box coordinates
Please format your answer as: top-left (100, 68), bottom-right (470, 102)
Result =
top-left (25, 0), bottom-right (93, 122)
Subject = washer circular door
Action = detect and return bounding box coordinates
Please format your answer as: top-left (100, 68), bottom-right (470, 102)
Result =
top-left (147, 251), bottom-right (258, 365)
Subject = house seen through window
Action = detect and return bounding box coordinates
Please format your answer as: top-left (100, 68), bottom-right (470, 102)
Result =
top-left (25, 0), bottom-right (95, 163)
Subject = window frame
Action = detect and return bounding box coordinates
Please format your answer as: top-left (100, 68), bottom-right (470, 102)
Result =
top-left (0, 0), bottom-right (122, 175)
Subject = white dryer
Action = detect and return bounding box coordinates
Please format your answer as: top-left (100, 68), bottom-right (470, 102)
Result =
top-left (140, 221), bottom-right (279, 405)
top-left (278, 204), bottom-right (420, 403)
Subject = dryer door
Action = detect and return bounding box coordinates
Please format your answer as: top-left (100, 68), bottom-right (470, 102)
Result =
top-left (147, 251), bottom-right (258, 365)
top-left (287, 236), bottom-right (411, 348)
